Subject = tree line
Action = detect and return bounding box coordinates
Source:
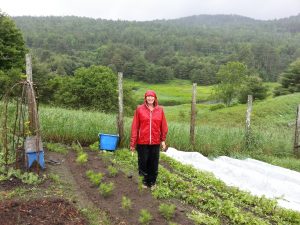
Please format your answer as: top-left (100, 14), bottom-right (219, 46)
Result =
top-left (1, 12), bottom-right (299, 112)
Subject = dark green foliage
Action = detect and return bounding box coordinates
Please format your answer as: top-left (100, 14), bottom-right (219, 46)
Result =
top-left (0, 12), bottom-right (26, 97)
top-left (238, 76), bottom-right (268, 103)
top-left (274, 58), bottom-right (300, 96)
top-left (12, 15), bottom-right (300, 85)
top-left (215, 61), bottom-right (248, 106)
top-left (209, 103), bottom-right (226, 111)
top-left (0, 12), bottom-right (26, 71)
top-left (53, 65), bottom-right (118, 112)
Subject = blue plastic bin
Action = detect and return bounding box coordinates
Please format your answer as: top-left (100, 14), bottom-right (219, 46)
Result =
top-left (99, 133), bottom-right (119, 151)
top-left (26, 151), bottom-right (45, 169)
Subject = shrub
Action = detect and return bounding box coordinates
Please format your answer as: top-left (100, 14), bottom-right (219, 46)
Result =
top-left (209, 103), bottom-right (225, 111)
top-left (159, 203), bottom-right (176, 221)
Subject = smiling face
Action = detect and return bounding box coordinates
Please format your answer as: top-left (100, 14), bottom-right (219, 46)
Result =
top-left (146, 95), bottom-right (155, 106)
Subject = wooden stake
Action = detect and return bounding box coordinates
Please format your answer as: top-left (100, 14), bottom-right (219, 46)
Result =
top-left (294, 105), bottom-right (300, 157)
top-left (190, 83), bottom-right (197, 148)
top-left (245, 95), bottom-right (253, 148)
top-left (117, 72), bottom-right (124, 148)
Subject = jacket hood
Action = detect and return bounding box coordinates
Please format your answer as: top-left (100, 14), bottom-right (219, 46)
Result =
top-left (144, 90), bottom-right (158, 107)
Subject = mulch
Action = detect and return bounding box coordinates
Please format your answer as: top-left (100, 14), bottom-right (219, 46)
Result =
top-left (0, 198), bottom-right (87, 225)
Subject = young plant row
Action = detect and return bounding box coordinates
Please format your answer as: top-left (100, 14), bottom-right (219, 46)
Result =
top-left (111, 149), bottom-right (300, 225)
top-left (85, 166), bottom-right (178, 225)
top-left (160, 154), bottom-right (300, 225)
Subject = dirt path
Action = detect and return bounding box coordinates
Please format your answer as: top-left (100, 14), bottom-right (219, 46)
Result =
top-left (1, 149), bottom-right (193, 225)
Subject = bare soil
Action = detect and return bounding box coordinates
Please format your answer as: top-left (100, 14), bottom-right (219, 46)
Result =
top-left (0, 149), bottom-right (193, 225)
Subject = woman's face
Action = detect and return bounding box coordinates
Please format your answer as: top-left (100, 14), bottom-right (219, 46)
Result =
top-left (146, 95), bottom-right (155, 105)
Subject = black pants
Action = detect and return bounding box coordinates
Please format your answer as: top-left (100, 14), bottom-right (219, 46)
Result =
top-left (137, 144), bottom-right (160, 187)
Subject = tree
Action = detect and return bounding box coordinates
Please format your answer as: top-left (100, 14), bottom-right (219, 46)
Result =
top-left (0, 12), bottom-right (26, 71)
top-left (274, 58), bottom-right (300, 96)
top-left (54, 66), bottom-right (118, 112)
top-left (215, 61), bottom-right (248, 106)
top-left (0, 12), bottom-right (26, 97)
top-left (238, 76), bottom-right (268, 103)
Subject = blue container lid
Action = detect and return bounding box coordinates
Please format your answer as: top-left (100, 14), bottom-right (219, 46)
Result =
top-left (99, 133), bottom-right (119, 137)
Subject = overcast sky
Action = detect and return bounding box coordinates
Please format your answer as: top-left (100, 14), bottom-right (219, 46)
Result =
top-left (1, 0), bottom-right (299, 21)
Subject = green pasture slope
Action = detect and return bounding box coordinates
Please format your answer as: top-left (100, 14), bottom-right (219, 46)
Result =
top-left (1, 82), bottom-right (299, 171)
top-left (125, 79), bottom-right (214, 105)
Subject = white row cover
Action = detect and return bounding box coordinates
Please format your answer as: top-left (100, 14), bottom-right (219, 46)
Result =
top-left (164, 147), bottom-right (300, 212)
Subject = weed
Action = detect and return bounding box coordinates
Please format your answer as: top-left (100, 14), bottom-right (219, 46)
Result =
top-left (159, 203), bottom-right (176, 221)
top-left (99, 182), bottom-right (114, 197)
top-left (121, 195), bottom-right (132, 212)
top-left (138, 176), bottom-right (145, 192)
top-left (48, 173), bottom-right (60, 183)
top-left (76, 152), bottom-right (88, 164)
top-left (138, 209), bottom-right (153, 225)
top-left (107, 165), bottom-right (118, 177)
top-left (45, 142), bottom-right (68, 154)
top-left (86, 170), bottom-right (103, 186)
top-left (89, 141), bottom-right (99, 151)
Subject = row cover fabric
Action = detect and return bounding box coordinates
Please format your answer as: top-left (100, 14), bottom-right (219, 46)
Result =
top-left (164, 147), bottom-right (300, 212)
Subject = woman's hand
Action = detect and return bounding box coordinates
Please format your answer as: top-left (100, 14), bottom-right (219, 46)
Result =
top-left (161, 141), bottom-right (167, 151)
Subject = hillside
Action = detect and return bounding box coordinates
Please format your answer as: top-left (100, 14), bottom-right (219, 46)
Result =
top-left (13, 14), bottom-right (300, 84)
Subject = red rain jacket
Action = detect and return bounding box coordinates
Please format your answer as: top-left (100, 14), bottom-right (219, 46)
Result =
top-left (130, 90), bottom-right (168, 149)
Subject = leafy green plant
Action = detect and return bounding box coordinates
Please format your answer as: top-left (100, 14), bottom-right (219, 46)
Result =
top-left (20, 172), bottom-right (41, 185)
top-left (159, 203), bottom-right (176, 221)
top-left (168, 222), bottom-right (179, 225)
top-left (76, 152), bottom-right (88, 164)
top-left (48, 173), bottom-right (60, 183)
top-left (89, 141), bottom-right (99, 151)
top-left (86, 170), bottom-right (103, 186)
top-left (139, 209), bottom-right (153, 225)
top-left (187, 210), bottom-right (220, 225)
top-left (121, 195), bottom-right (132, 212)
top-left (99, 182), bottom-right (115, 197)
top-left (107, 165), bottom-right (118, 177)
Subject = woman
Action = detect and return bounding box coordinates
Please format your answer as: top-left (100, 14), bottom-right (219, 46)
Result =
top-left (130, 90), bottom-right (168, 189)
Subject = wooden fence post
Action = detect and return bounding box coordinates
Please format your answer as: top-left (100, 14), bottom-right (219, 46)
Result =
top-left (245, 95), bottom-right (253, 148)
top-left (294, 105), bottom-right (300, 157)
top-left (190, 83), bottom-right (197, 148)
top-left (117, 72), bottom-right (124, 148)
top-left (26, 54), bottom-right (37, 134)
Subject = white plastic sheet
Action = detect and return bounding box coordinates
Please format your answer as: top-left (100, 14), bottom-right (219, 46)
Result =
top-left (164, 147), bottom-right (300, 212)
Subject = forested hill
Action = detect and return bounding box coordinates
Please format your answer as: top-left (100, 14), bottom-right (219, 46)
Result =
top-left (13, 14), bottom-right (300, 83)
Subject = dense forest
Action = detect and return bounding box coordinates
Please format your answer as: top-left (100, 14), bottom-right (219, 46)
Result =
top-left (13, 14), bottom-right (300, 84)
top-left (1, 13), bottom-right (299, 112)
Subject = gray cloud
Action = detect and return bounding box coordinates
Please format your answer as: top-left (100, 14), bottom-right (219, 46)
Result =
top-left (1, 0), bottom-right (299, 21)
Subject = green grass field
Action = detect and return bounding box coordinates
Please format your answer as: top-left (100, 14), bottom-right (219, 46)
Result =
top-left (125, 79), bottom-right (215, 105)
top-left (1, 81), bottom-right (299, 171)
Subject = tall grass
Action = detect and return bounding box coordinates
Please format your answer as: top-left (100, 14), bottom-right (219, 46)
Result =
top-left (1, 92), bottom-right (298, 165)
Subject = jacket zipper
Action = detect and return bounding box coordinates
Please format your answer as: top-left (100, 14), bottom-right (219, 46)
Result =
top-left (150, 110), bottom-right (152, 144)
